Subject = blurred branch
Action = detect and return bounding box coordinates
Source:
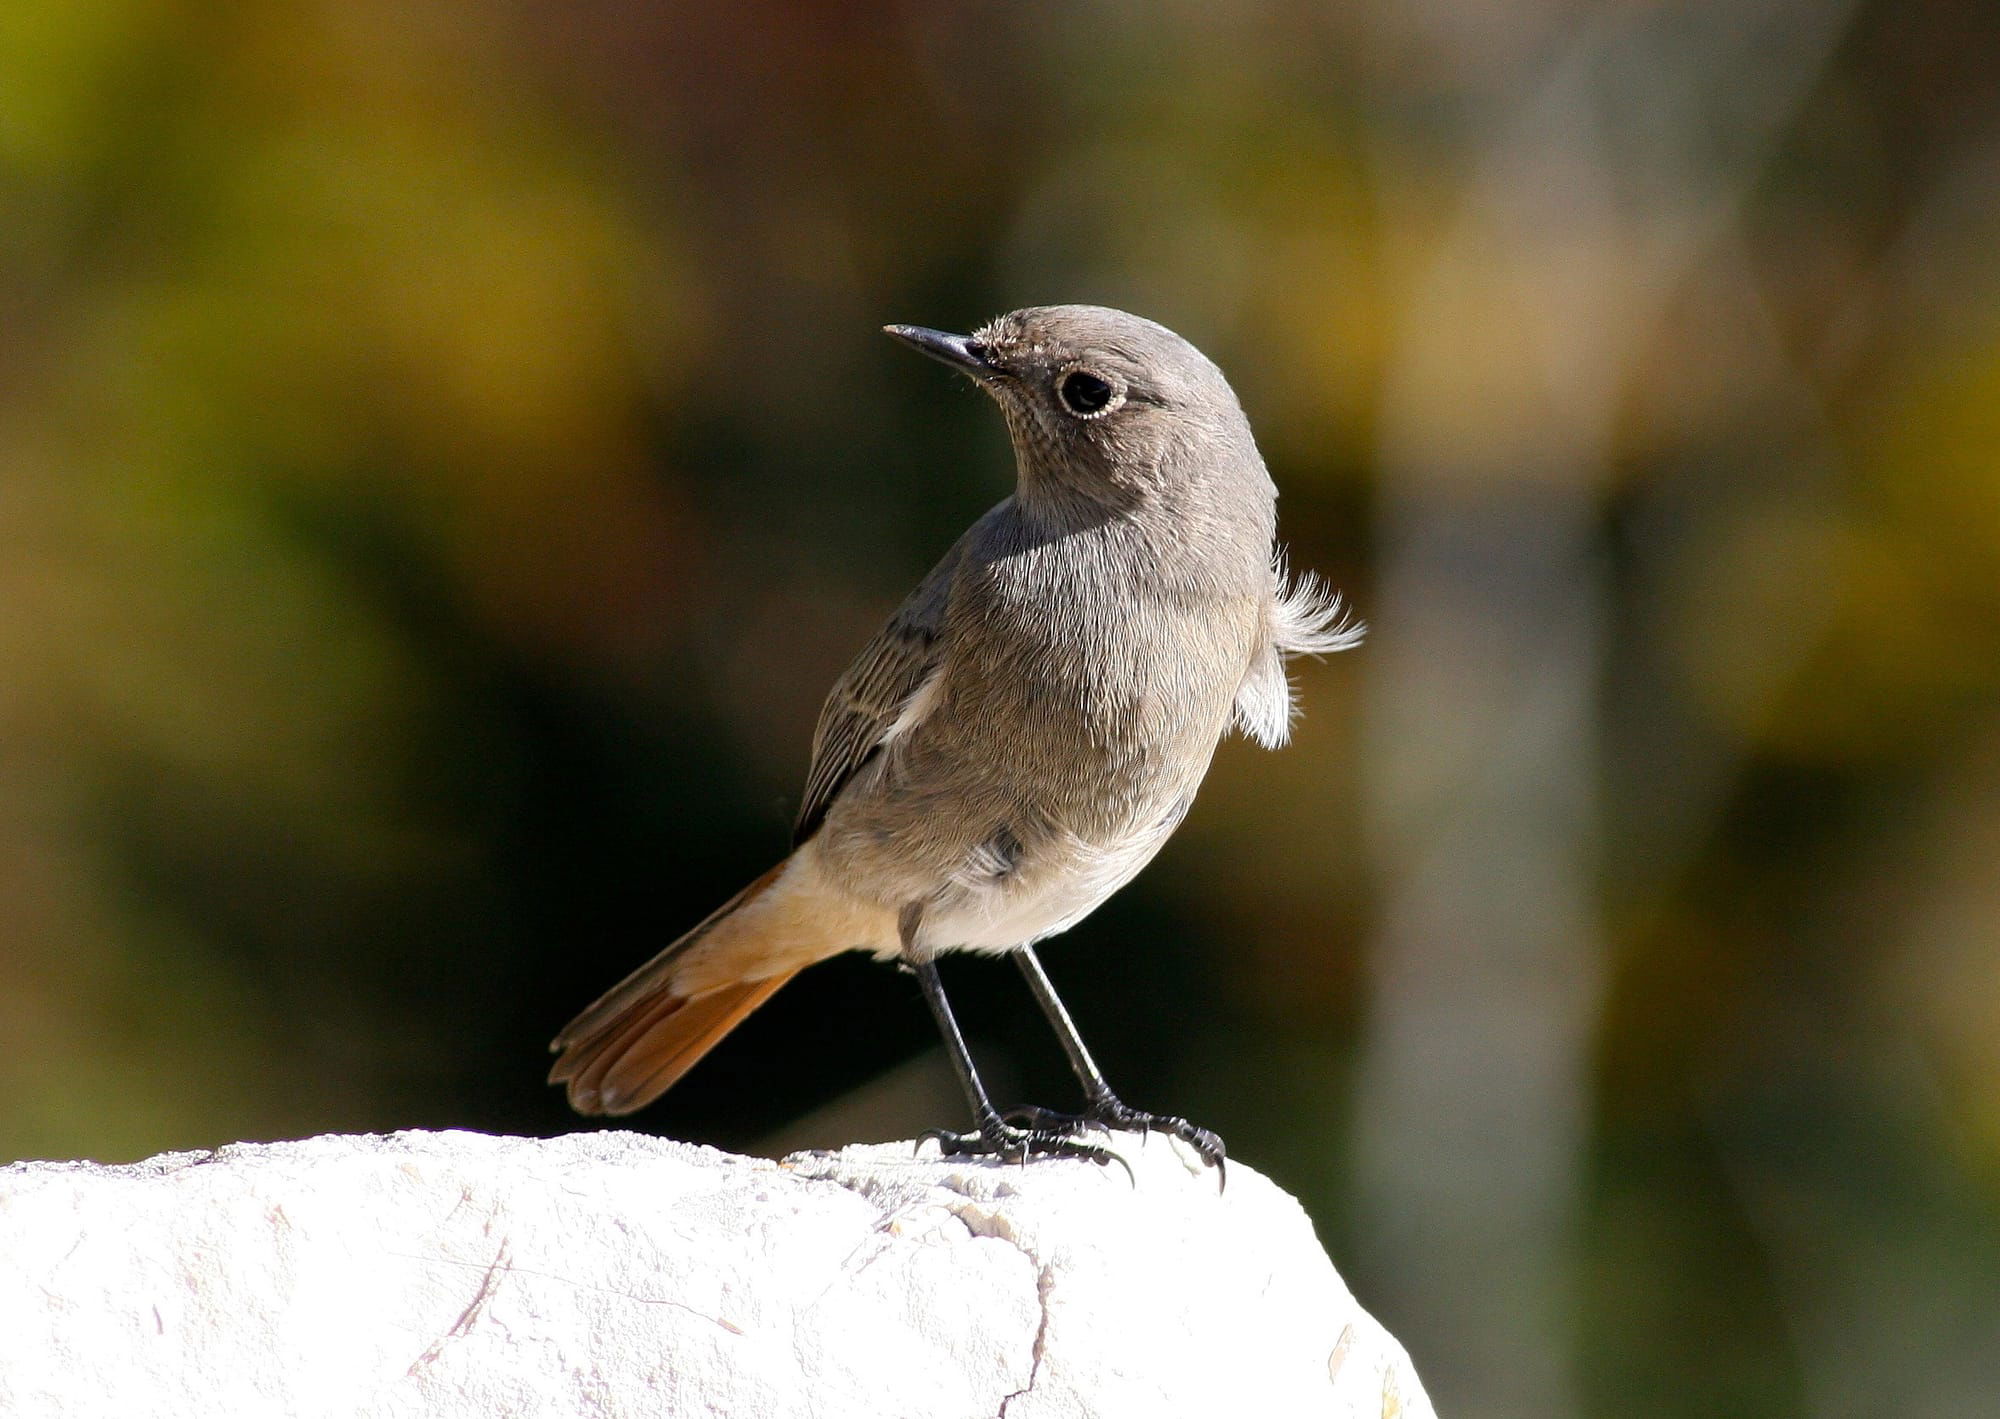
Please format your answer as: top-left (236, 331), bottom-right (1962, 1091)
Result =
top-left (1351, 3), bottom-right (1862, 1416)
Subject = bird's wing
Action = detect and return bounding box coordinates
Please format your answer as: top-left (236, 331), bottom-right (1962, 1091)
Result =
top-left (793, 531), bottom-right (967, 846)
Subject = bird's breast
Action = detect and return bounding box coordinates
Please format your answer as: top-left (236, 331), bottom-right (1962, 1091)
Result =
top-left (924, 539), bottom-right (1260, 822)
top-left (810, 517), bottom-right (1266, 926)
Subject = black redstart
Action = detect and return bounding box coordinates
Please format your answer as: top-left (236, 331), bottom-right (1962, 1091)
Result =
top-left (549, 305), bottom-right (1361, 1170)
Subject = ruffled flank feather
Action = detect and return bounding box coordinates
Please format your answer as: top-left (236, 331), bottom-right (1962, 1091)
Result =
top-left (1229, 558), bottom-right (1364, 749)
top-left (1271, 561), bottom-right (1366, 657)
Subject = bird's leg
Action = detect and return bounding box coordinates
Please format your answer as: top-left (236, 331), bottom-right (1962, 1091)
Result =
top-left (1009, 944), bottom-right (1226, 1176)
top-left (903, 912), bottom-right (1116, 1169)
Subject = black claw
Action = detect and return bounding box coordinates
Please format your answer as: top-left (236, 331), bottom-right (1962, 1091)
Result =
top-left (924, 1098), bottom-right (1221, 1190)
top-left (1001, 1105), bottom-right (1113, 1140)
top-left (921, 1113), bottom-right (1132, 1181)
top-left (1080, 1098), bottom-right (1227, 1187)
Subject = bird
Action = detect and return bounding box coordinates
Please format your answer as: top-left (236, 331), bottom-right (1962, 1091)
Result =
top-left (548, 304), bottom-right (1362, 1171)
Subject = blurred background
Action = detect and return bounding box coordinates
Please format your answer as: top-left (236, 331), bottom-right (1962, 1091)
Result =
top-left (3, 1), bottom-right (1996, 1414)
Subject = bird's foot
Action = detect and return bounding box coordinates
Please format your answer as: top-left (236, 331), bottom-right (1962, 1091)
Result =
top-left (920, 1113), bottom-right (1128, 1176)
top-left (1000, 1105), bottom-right (1112, 1139)
top-left (1006, 1099), bottom-right (1227, 1183)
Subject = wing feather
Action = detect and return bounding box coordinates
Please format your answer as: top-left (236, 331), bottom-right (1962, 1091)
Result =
top-left (792, 530), bottom-right (968, 845)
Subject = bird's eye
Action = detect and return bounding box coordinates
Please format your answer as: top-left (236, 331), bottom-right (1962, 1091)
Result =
top-left (1057, 370), bottom-right (1115, 417)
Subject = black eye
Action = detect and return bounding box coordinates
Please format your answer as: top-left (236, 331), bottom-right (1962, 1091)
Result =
top-left (1057, 370), bottom-right (1114, 416)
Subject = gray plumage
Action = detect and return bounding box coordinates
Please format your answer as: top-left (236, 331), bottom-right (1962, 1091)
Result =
top-left (549, 304), bottom-right (1359, 1134)
top-left (809, 305), bottom-right (1359, 955)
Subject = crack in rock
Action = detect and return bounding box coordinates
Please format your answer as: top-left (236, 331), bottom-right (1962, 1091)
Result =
top-left (787, 1160), bottom-right (1057, 1414)
top-left (408, 1238), bottom-right (511, 1376)
top-left (996, 1261), bottom-right (1055, 1418)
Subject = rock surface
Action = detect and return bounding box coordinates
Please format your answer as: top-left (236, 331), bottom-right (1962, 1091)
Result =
top-left (0, 1129), bottom-right (1434, 1418)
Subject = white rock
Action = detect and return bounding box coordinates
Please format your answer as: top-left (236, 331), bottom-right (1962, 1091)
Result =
top-left (0, 1129), bottom-right (1435, 1418)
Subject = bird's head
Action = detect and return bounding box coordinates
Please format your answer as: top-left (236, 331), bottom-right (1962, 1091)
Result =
top-left (886, 305), bottom-right (1270, 513)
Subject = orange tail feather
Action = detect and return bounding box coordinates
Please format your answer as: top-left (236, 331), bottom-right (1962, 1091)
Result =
top-left (556, 973), bottom-right (798, 1115)
top-left (549, 863), bottom-right (798, 1115)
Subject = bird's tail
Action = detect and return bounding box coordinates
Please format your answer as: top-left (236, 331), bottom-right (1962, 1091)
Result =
top-left (547, 861), bottom-right (804, 1116)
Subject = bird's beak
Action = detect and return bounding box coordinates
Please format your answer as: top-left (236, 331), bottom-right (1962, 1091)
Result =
top-left (883, 325), bottom-right (997, 379)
